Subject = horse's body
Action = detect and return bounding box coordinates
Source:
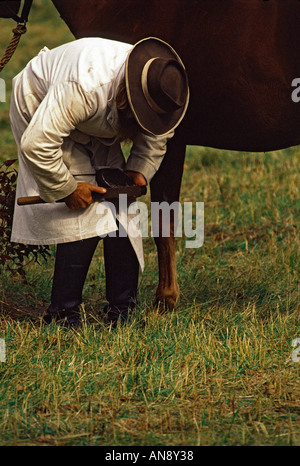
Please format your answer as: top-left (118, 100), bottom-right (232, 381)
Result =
top-left (50, 0), bottom-right (300, 306)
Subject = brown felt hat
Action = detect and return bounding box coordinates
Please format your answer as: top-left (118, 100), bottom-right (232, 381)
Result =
top-left (125, 37), bottom-right (190, 137)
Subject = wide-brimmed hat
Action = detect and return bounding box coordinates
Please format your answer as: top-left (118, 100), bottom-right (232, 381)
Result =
top-left (125, 37), bottom-right (189, 137)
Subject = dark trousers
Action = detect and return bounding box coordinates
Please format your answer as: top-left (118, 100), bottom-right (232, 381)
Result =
top-left (49, 234), bottom-right (139, 317)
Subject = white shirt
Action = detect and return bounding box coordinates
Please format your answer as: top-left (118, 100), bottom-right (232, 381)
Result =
top-left (10, 38), bottom-right (174, 268)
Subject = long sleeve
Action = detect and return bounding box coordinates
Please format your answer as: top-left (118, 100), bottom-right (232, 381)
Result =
top-left (20, 81), bottom-right (94, 202)
top-left (125, 130), bottom-right (175, 183)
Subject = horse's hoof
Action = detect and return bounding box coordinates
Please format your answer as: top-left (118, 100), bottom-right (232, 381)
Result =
top-left (153, 292), bottom-right (178, 312)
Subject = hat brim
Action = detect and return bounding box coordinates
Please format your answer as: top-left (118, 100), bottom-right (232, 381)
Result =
top-left (125, 37), bottom-right (189, 137)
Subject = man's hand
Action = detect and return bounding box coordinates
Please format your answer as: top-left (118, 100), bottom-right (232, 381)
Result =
top-left (125, 171), bottom-right (147, 186)
top-left (64, 182), bottom-right (107, 210)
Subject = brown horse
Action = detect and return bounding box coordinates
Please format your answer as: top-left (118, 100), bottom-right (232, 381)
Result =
top-left (50, 0), bottom-right (300, 308)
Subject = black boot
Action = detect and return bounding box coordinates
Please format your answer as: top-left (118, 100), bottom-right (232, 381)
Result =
top-left (103, 233), bottom-right (139, 326)
top-left (43, 305), bottom-right (82, 328)
top-left (43, 237), bottom-right (99, 328)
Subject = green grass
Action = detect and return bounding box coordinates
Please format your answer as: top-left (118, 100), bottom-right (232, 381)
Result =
top-left (0, 0), bottom-right (299, 447)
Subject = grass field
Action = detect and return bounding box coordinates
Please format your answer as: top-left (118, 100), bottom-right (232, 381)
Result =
top-left (0, 0), bottom-right (299, 446)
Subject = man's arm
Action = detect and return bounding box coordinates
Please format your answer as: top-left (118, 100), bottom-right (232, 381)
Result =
top-left (125, 130), bottom-right (175, 184)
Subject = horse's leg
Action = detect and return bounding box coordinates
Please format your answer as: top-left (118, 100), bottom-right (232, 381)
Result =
top-left (150, 134), bottom-right (186, 309)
